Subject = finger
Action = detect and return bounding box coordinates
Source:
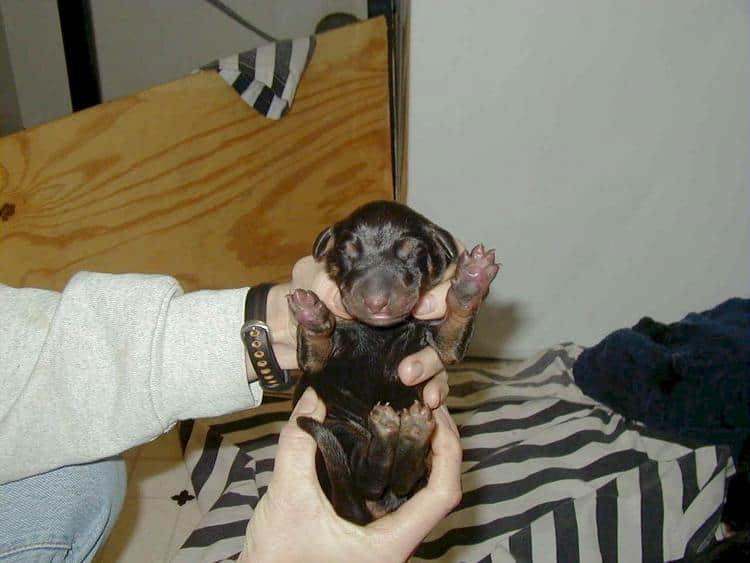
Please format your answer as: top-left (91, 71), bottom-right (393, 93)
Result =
top-left (425, 405), bottom-right (462, 490)
top-left (422, 370), bottom-right (449, 409)
top-left (272, 387), bottom-right (327, 483)
top-left (291, 256), bottom-right (350, 319)
top-left (398, 346), bottom-right (445, 386)
top-left (289, 386), bottom-right (326, 424)
top-left (411, 281), bottom-right (450, 320)
top-left (290, 256), bottom-right (317, 288)
top-left (369, 406), bottom-right (462, 547)
top-left (412, 240), bottom-right (466, 320)
top-left (313, 272), bottom-right (352, 320)
top-left (437, 402), bottom-right (460, 438)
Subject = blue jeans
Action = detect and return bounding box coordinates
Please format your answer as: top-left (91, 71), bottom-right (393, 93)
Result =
top-left (0, 458), bottom-right (126, 562)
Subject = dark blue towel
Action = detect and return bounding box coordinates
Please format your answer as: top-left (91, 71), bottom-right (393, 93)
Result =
top-left (573, 298), bottom-right (750, 460)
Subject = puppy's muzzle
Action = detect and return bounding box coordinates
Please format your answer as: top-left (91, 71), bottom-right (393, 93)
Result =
top-left (342, 272), bottom-right (420, 326)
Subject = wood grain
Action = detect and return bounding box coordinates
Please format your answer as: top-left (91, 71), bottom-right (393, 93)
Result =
top-left (0, 18), bottom-right (392, 291)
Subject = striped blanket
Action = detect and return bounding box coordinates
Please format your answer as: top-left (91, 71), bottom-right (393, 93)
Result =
top-left (198, 36), bottom-right (315, 120)
top-left (175, 344), bottom-right (732, 562)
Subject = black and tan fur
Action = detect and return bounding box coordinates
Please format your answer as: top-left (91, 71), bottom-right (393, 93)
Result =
top-left (288, 201), bottom-right (499, 524)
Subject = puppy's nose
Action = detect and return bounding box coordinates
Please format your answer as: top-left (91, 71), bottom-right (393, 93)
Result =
top-left (364, 294), bottom-right (389, 313)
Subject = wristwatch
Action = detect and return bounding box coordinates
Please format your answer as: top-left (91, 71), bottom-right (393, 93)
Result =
top-left (241, 283), bottom-right (296, 392)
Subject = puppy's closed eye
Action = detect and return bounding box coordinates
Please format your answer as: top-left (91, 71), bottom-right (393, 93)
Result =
top-left (342, 239), bottom-right (362, 260)
top-left (394, 238), bottom-right (419, 261)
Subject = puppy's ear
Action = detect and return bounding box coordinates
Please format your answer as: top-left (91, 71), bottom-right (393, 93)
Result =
top-left (312, 226), bottom-right (334, 260)
top-left (430, 225), bottom-right (458, 261)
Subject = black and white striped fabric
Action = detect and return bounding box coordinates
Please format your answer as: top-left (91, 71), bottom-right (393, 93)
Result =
top-left (198, 36), bottom-right (316, 120)
top-left (175, 344), bottom-right (733, 562)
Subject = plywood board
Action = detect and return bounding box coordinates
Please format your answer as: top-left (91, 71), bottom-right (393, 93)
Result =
top-left (0, 17), bottom-right (392, 291)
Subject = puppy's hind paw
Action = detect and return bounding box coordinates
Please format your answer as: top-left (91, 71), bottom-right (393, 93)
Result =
top-left (399, 401), bottom-right (435, 445)
top-left (369, 402), bottom-right (400, 440)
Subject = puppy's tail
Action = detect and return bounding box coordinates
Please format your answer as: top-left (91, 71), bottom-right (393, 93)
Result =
top-left (296, 416), bottom-right (370, 524)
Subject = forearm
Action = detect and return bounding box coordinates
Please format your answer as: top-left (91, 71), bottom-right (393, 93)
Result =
top-left (0, 272), bottom-right (261, 484)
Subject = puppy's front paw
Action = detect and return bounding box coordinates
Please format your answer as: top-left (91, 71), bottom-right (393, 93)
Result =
top-left (287, 289), bottom-right (334, 334)
top-left (451, 244), bottom-right (500, 309)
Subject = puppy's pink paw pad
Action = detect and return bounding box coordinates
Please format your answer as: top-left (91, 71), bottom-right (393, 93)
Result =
top-left (287, 289), bottom-right (333, 333)
top-left (453, 244), bottom-right (500, 303)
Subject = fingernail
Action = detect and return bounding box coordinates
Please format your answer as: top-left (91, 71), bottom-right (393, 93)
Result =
top-left (295, 387), bottom-right (318, 414)
top-left (425, 388), bottom-right (438, 409)
top-left (414, 297), bottom-right (432, 317)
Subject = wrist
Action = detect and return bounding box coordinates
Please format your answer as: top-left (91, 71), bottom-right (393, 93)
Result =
top-left (241, 283), bottom-right (296, 390)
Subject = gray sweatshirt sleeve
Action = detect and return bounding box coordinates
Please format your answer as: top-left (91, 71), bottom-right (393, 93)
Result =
top-left (0, 272), bottom-right (263, 484)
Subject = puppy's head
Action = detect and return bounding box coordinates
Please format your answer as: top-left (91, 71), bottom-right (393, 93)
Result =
top-left (313, 201), bottom-right (457, 326)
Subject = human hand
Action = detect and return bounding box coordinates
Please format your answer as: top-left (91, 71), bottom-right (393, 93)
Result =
top-left (239, 387), bottom-right (462, 563)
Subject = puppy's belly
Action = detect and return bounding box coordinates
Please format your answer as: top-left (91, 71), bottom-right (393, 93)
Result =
top-left (308, 359), bottom-right (421, 424)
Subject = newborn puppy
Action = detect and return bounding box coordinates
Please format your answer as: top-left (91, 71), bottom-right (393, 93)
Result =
top-left (288, 200), bottom-right (498, 524)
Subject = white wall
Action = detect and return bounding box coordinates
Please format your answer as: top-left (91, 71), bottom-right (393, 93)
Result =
top-left (407, 0), bottom-right (750, 358)
top-left (0, 2), bottom-right (22, 134)
top-left (0, 0), bottom-right (70, 133)
top-left (91, 0), bottom-right (368, 102)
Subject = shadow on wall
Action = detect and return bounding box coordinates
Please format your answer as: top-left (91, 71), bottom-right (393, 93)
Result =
top-left (470, 300), bottom-right (524, 360)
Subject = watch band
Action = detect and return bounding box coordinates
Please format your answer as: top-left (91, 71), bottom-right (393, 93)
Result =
top-left (241, 284), bottom-right (295, 392)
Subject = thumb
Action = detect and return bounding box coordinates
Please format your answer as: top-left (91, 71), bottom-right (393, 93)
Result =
top-left (272, 387), bottom-right (326, 483)
top-left (313, 272), bottom-right (352, 319)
